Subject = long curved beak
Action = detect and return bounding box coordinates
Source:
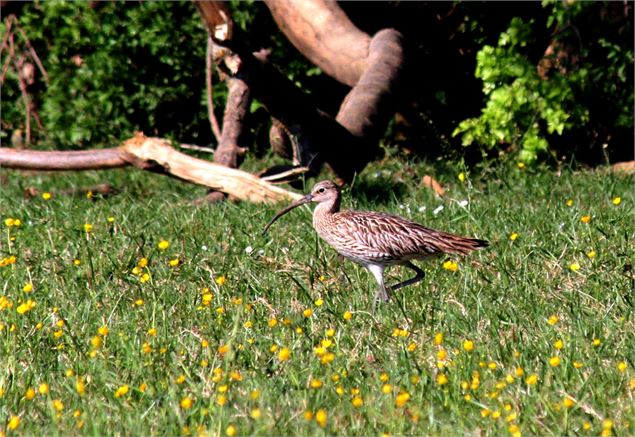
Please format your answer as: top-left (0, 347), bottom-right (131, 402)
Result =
top-left (262, 194), bottom-right (314, 235)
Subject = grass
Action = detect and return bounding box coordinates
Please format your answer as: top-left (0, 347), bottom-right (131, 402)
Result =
top-left (1, 154), bottom-right (633, 436)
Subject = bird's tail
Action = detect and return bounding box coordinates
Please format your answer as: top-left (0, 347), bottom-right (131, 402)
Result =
top-left (442, 235), bottom-right (489, 255)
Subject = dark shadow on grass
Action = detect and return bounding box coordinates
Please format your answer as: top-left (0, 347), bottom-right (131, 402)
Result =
top-left (348, 176), bottom-right (409, 205)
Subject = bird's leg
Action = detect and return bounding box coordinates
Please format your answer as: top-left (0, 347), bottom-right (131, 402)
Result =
top-left (389, 261), bottom-right (425, 292)
top-left (366, 264), bottom-right (390, 303)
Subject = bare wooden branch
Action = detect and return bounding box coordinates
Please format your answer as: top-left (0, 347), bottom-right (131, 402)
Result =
top-left (14, 17), bottom-right (49, 84)
top-left (178, 143), bottom-right (216, 154)
top-left (206, 35), bottom-right (222, 143)
top-left (14, 55), bottom-right (31, 144)
top-left (260, 166), bottom-right (310, 182)
top-left (0, 133), bottom-right (302, 203)
top-left (0, 147), bottom-right (128, 170)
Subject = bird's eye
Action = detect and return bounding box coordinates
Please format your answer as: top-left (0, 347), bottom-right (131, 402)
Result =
top-left (317, 188), bottom-right (325, 193)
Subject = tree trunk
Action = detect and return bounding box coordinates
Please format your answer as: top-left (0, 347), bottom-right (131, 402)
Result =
top-left (195, 0), bottom-right (406, 183)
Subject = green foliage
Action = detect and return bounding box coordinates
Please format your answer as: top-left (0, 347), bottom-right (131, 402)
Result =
top-left (2, 1), bottom-right (210, 148)
top-left (454, 2), bottom-right (633, 162)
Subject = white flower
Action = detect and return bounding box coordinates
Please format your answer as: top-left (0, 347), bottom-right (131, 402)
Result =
top-left (433, 205), bottom-right (444, 215)
top-left (245, 246), bottom-right (254, 254)
top-left (458, 200), bottom-right (468, 207)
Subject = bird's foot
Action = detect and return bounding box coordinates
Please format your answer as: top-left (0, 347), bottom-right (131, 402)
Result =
top-left (374, 286), bottom-right (390, 304)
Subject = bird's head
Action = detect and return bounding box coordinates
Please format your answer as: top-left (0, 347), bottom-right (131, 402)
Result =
top-left (262, 180), bottom-right (341, 234)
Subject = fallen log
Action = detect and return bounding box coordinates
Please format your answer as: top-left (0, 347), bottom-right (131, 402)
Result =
top-left (0, 133), bottom-right (302, 203)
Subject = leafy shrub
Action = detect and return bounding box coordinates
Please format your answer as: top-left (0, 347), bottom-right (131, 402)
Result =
top-left (2, 0), bottom-right (212, 148)
top-left (453, 1), bottom-right (633, 162)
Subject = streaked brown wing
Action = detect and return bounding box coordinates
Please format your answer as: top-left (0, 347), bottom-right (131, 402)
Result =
top-left (322, 211), bottom-right (484, 262)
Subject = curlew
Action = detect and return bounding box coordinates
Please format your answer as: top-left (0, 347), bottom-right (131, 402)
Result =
top-left (263, 180), bottom-right (488, 303)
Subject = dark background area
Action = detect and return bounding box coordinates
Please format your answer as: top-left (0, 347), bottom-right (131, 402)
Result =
top-left (1, 1), bottom-right (633, 166)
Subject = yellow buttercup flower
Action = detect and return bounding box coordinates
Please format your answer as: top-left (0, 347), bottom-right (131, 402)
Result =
top-left (7, 415), bottom-right (20, 430)
top-left (114, 385), bottom-right (129, 398)
top-left (277, 347), bottom-right (290, 361)
top-left (52, 399), bottom-right (64, 411)
top-left (76, 379), bottom-right (86, 395)
top-left (38, 382), bottom-right (49, 395)
top-left (310, 379), bottom-right (323, 389)
top-left (395, 391), bottom-right (410, 407)
top-left (315, 409), bottom-right (327, 428)
top-left (180, 397), bottom-right (193, 409)
top-left (434, 332), bottom-right (444, 345)
top-left (16, 299), bottom-right (36, 314)
top-left (463, 340), bottom-right (474, 352)
top-left (525, 374), bottom-right (538, 385)
top-left (442, 260), bottom-right (458, 272)
top-left (158, 240), bottom-right (170, 250)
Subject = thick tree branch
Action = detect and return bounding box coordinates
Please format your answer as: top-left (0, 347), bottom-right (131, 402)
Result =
top-left (214, 77), bottom-right (250, 168)
top-left (0, 147), bottom-right (127, 170)
top-left (263, 0), bottom-right (370, 87)
top-left (206, 35), bottom-right (222, 143)
top-left (195, 1), bottom-right (405, 182)
top-left (336, 29), bottom-right (405, 142)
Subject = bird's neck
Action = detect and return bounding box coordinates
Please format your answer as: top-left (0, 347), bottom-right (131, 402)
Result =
top-left (313, 196), bottom-right (341, 224)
